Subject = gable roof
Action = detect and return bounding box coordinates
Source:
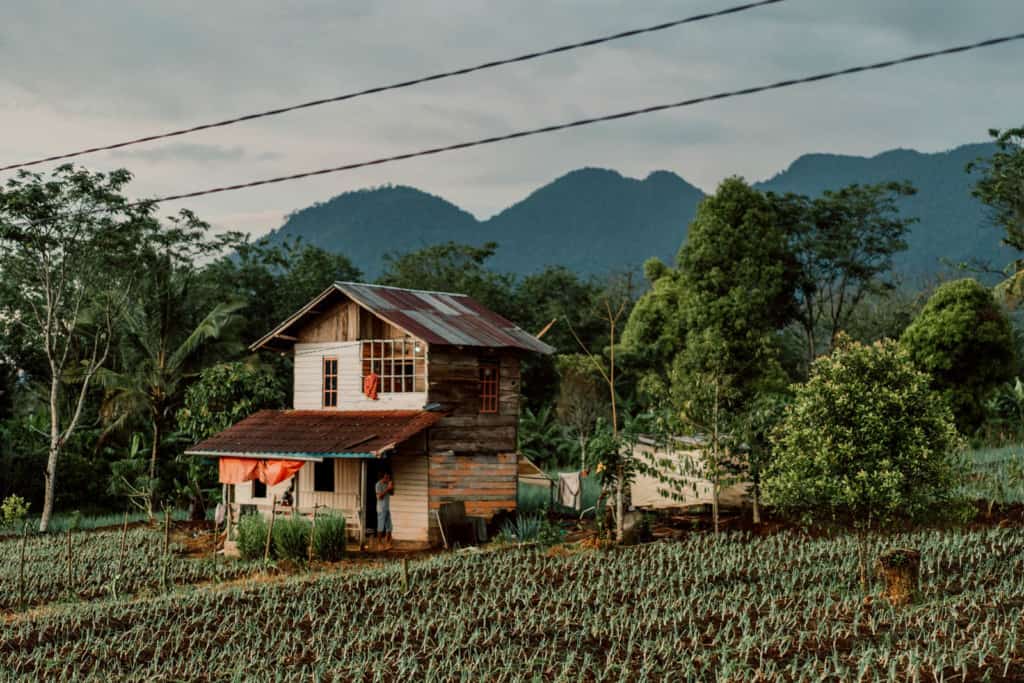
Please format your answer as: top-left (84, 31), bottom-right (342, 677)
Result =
top-left (251, 281), bottom-right (554, 355)
top-left (184, 409), bottom-right (443, 459)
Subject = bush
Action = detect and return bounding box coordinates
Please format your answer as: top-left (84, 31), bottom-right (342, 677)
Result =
top-left (497, 513), bottom-right (565, 547)
top-left (236, 513), bottom-right (270, 560)
top-left (1, 494), bottom-right (29, 529)
top-left (273, 515), bottom-right (312, 562)
top-left (313, 513), bottom-right (346, 562)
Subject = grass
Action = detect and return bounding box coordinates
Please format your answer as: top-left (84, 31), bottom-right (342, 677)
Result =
top-left (0, 509), bottom-right (191, 537)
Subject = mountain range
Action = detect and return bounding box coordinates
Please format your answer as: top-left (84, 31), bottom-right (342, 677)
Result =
top-left (263, 141), bottom-right (1013, 282)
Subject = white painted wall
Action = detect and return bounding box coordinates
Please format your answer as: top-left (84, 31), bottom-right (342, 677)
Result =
top-left (293, 341), bottom-right (427, 411)
top-left (629, 440), bottom-right (750, 509)
top-left (388, 452), bottom-right (429, 541)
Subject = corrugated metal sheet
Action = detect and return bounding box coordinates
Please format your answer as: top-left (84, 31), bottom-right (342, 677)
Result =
top-left (335, 282), bottom-right (554, 354)
top-left (185, 410), bottom-right (442, 458)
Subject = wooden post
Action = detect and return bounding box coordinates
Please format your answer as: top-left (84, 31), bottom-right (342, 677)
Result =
top-left (401, 557), bottom-right (409, 591)
top-left (264, 495), bottom-right (277, 562)
top-left (18, 521), bottom-right (29, 610)
top-left (161, 508), bottom-right (171, 592)
top-left (308, 505), bottom-right (318, 563)
top-left (118, 510), bottom-right (129, 577)
top-left (66, 527), bottom-right (73, 596)
top-left (359, 461), bottom-right (367, 551)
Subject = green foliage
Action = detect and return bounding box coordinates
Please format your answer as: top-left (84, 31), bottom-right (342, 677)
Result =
top-left (1, 494), bottom-right (29, 528)
top-left (177, 362), bottom-right (285, 443)
top-left (969, 126), bottom-right (1024, 252)
top-left (783, 181), bottom-right (916, 366)
top-left (313, 513), bottom-right (347, 562)
top-left (518, 404), bottom-right (574, 469)
top-left (496, 513), bottom-right (564, 546)
top-left (273, 515), bottom-right (312, 563)
top-left (236, 513), bottom-right (270, 561)
top-left (900, 278), bottom-right (1015, 433)
top-left (620, 260), bottom-right (688, 401)
top-left (765, 336), bottom-right (968, 533)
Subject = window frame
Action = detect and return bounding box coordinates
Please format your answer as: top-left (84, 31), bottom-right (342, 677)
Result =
top-left (322, 356), bottom-right (339, 408)
top-left (361, 339), bottom-right (427, 394)
top-left (479, 359), bottom-right (500, 414)
top-left (252, 479), bottom-right (267, 499)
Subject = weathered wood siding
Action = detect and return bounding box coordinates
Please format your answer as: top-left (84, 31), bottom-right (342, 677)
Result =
top-left (293, 341), bottom-right (427, 411)
top-left (426, 349), bottom-right (520, 453)
top-left (295, 459), bottom-right (361, 520)
top-left (234, 477), bottom-right (293, 506)
top-left (295, 299), bottom-right (359, 343)
top-left (428, 452), bottom-right (517, 542)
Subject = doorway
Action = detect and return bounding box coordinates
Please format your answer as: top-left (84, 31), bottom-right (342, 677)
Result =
top-left (364, 459), bottom-right (391, 538)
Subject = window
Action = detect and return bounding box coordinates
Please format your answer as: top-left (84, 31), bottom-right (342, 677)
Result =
top-left (479, 360), bottom-right (500, 413)
top-left (313, 460), bottom-right (335, 492)
top-left (322, 357), bottom-right (338, 407)
top-left (252, 479), bottom-right (267, 499)
top-left (361, 339), bottom-right (426, 393)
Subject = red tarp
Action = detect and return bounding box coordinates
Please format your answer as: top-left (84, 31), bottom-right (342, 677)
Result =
top-left (218, 457), bottom-right (305, 485)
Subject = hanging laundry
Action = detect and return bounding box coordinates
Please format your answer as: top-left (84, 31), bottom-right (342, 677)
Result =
top-left (363, 372), bottom-right (380, 400)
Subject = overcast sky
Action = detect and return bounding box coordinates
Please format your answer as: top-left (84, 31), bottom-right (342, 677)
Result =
top-left (3, 1), bottom-right (1023, 237)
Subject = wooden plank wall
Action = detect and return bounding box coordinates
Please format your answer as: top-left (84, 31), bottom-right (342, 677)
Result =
top-left (295, 299), bottom-right (358, 343)
top-left (389, 445), bottom-right (430, 541)
top-left (427, 349), bottom-right (520, 453)
top-left (428, 452), bottom-right (518, 542)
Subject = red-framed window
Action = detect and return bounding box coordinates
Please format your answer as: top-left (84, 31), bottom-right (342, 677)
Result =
top-left (322, 357), bottom-right (338, 408)
top-left (479, 360), bottom-right (499, 414)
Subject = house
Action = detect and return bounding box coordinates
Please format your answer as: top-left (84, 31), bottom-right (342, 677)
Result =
top-left (629, 435), bottom-right (750, 510)
top-left (185, 282), bottom-right (553, 546)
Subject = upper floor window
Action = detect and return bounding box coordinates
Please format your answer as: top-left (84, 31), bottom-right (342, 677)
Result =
top-left (361, 340), bottom-right (426, 393)
top-left (479, 359), bottom-right (499, 413)
top-left (323, 357), bottom-right (338, 407)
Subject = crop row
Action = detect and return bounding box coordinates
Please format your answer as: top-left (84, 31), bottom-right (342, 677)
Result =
top-left (1, 527), bottom-right (1022, 681)
top-left (0, 526), bottom-right (257, 611)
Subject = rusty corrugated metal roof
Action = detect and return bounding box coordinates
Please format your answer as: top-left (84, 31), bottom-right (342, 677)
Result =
top-left (335, 282), bottom-right (554, 354)
top-left (184, 410), bottom-right (443, 458)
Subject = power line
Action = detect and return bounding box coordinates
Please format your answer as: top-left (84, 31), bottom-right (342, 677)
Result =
top-left (0, 0), bottom-right (786, 172)
top-left (120, 31), bottom-right (1024, 209)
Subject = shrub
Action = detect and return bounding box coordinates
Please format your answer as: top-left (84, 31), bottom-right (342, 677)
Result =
top-left (313, 513), bottom-right (346, 562)
top-left (236, 513), bottom-right (270, 560)
top-left (497, 514), bottom-right (564, 547)
top-left (273, 515), bottom-right (312, 563)
top-left (1, 494), bottom-right (29, 529)
top-left (764, 336), bottom-right (968, 591)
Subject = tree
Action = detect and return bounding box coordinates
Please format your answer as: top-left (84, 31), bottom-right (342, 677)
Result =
top-left (900, 278), bottom-right (1015, 433)
top-left (177, 361), bottom-right (285, 443)
top-left (555, 354), bottom-right (609, 470)
top-left (970, 126), bottom-right (1024, 252)
top-left (782, 182), bottom-right (916, 369)
top-left (764, 337), bottom-right (967, 592)
top-left (665, 178), bottom-right (800, 530)
top-left (0, 165), bottom-right (157, 531)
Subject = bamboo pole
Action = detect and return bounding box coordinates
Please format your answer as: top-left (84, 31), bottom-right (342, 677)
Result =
top-left (18, 521), bottom-right (29, 610)
top-left (66, 527), bottom-right (73, 596)
top-left (161, 508), bottom-right (171, 592)
top-left (264, 495), bottom-right (277, 562)
top-left (401, 557), bottom-right (409, 591)
top-left (308, 505), bottom-right (318, 563)
top-left (118, 510), bottom-right (129, 577)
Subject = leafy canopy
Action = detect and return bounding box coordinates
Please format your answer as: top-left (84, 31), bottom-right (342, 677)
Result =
top-left (900, 278), bottom-right (1015, 433)
top-left (764, 336), bottom-right (967, 532)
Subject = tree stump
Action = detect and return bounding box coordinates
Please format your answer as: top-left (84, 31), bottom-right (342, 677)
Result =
top-left (877, 548), bottom-right (921, 606)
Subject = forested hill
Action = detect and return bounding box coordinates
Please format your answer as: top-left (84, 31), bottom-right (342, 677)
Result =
top-left (264, 142), bottom-right (1009, 279)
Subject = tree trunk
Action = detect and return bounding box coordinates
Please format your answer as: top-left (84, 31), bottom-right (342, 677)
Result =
top-left (712, 480), bottom-right (720, 535)
top-left (39, 376), bottom-right (62, 533)
top-left (877, 548), bottom-right (921, 606)
top-left (579, 435), bottom-right (587, 473)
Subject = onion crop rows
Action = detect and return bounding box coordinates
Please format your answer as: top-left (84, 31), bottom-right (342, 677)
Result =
top-left (2, 527), bottom-right (1022, 681)
top-left (0, 527), bottom-right (256, 611)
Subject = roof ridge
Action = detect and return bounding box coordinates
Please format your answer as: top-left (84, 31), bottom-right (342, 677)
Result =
top-left (334, 281), bottom-right (468, 297)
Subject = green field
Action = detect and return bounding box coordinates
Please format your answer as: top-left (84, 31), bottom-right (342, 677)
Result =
top-left (0, 526), bottom-right (258, 611)
top-left (2, 526), bottom-right (1022, 681)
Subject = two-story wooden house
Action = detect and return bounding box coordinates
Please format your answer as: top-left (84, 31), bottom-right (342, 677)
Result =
top-left (185, 282), bottom-right (553, 546)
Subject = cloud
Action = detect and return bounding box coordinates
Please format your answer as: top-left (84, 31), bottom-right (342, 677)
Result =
top-left (110, 143), bottom-right (283, 164)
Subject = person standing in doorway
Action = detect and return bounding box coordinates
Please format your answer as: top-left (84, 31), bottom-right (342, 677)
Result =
top-left (375, 471), bottom-right (394, 550)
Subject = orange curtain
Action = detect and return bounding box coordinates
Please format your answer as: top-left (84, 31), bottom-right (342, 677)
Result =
top-left (218, 457), bottom-right (260, 484)
top-left (218, 458), bottom-right (306, 485)
top-left (261, 460), bottom-right (305, 486)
